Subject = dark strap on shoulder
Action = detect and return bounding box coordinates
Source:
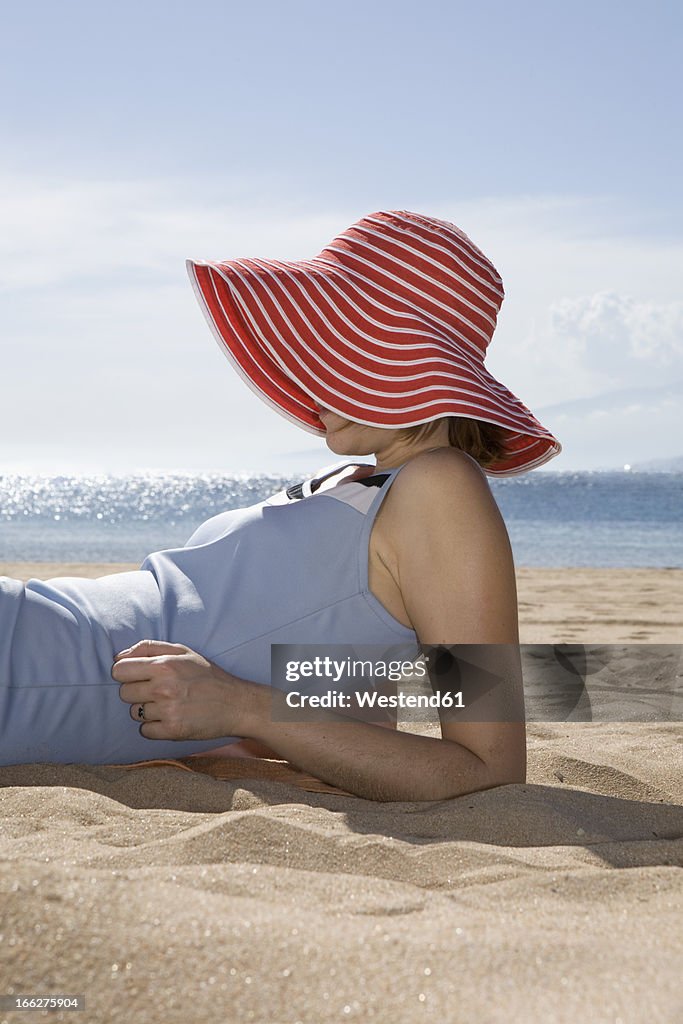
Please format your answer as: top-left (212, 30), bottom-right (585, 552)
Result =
top-left (352, 473), bottom-right (390, 488)
top-left (286, 468), bottom-right (390, 500)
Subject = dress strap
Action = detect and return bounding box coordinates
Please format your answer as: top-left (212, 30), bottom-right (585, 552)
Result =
top-left (286, 461), bottom-right (372, 500)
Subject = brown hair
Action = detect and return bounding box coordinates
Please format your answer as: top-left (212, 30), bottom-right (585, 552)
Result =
top-left (396, 417), bottom-right (513, 469)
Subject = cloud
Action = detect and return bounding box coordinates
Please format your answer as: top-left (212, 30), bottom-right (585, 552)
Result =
top-left (547, 291), bottom-right (683, 386)
top-left (524, 299), bottom-right (683, 470)
top-left (497, 289), bottom-right (683, 407)
top-left (537, 385), bottom-right (683, 471)
top-left (0, 174), bottom-right (355, 292)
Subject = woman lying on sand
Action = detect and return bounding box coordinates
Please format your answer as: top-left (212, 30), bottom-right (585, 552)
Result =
top-left (0, 209), bottom-right (560, 800)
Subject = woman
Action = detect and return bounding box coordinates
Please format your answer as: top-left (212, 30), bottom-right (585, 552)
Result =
top-left (0, 209), bottom-right (560, 800)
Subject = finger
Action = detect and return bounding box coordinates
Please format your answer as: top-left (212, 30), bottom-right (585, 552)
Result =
top-left (114, 640), bottom-right (189, 662)
top-left (118, 681), bottom-right (154, 705)
top-left (130, 701), bottom-right (160, 723)
top-left (111, 657), bottom-right (156, 683)
top-left (138, 721), bottom-right (169, 741)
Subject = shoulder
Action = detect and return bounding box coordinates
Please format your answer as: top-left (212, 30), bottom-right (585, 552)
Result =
top-left (380, 448), bottom-right (518, 644)
top-left (396, 445), bottom-right (488, 483)
top-left (378, 447), bottom-right (510, 569)
top-left (387, 447), bottom-right (496, 520)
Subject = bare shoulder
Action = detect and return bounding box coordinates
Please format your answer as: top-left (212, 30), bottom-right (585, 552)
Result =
top-left (378, 448), bottom-right (518, 646)
top-left (382, 447), bottom-right (499, 529)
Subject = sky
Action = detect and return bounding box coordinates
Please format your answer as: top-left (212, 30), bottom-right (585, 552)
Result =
top-left (1, 0), bottom-right (681, 474)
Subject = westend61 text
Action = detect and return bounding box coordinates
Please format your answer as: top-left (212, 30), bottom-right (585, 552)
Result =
top-left (285, 690), bottom-right (465, 710)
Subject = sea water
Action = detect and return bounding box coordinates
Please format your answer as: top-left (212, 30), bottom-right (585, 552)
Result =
top-left (0, 470), bottom-right (681, 568)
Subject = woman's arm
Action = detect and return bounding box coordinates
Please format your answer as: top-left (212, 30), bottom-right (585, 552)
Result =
top-left (114, 650), bottom-right (506, 801)
top-left (378, 448), bottom-right (527, 789)
top-left (114, 449), bottom-right (525, 801)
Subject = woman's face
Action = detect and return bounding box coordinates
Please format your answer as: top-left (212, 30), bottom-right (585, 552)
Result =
top-left (316, 406), bottom-right (384, 455)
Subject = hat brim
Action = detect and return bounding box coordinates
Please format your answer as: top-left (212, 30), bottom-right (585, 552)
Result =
top-left (186, 256), bottom-right (561, 476)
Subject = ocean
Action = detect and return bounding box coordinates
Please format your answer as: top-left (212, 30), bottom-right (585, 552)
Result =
top-left (0, 470), bottom-right (681, 568)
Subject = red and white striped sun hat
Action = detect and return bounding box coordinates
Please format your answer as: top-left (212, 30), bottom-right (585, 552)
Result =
top-left (186, 209), bottom-right (561, 475)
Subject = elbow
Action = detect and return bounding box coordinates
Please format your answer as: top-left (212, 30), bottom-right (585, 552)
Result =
top-left (484, 756), bottom-right (527, 790)
top-left (416, 760), bottom-right (526, 803)
top-left (492, 767), bottom-right (526, 788)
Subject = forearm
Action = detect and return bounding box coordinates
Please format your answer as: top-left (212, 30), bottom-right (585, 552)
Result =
top-left (114, 644), bottom-right (523, 800)
top-left (236, 679), bottom-right (495, 802)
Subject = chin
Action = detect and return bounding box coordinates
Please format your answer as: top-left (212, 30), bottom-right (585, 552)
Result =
top-left (325, 438), bottom-right (351, 455)
top-left (325, 437), bottom-right (374, 457)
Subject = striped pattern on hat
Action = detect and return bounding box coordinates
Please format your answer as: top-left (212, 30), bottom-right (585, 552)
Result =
top-left (186, 209), bottom-right (561, 475)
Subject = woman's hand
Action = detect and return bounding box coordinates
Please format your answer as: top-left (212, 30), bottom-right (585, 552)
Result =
top-left (112, 640), bottom-right (246, 741)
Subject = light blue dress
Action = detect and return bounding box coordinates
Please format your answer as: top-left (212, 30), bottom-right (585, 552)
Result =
top-left (0, 461), bottom-right (419, 765)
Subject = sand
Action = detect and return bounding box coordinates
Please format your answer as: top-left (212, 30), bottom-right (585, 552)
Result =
top-left (1, 564), bottom-right (681, 1023)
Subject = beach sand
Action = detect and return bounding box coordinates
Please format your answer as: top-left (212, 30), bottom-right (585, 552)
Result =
top-left (1, 565), bottom-right (681, 1023)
